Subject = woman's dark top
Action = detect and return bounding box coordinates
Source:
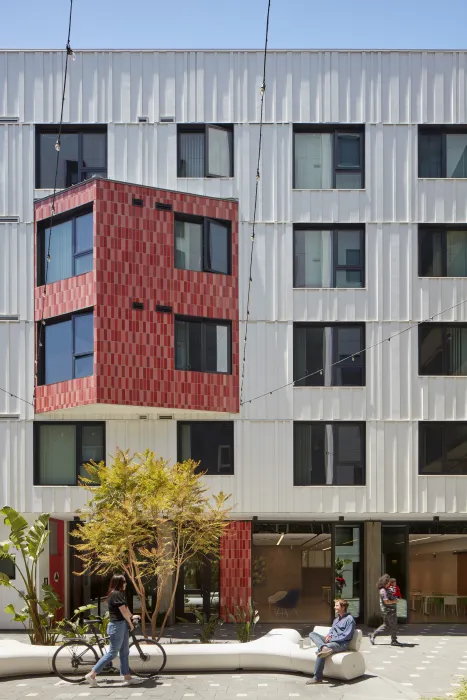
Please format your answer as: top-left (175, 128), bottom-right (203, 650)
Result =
top-left (107, 591), bottom-right (127, 622)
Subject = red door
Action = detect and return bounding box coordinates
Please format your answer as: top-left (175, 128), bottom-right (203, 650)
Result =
top-left (49, 519), bottom-right (65, 620)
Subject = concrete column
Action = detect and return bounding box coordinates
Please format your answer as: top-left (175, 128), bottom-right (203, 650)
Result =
top-left (364, 521), bottom-right (382, 625)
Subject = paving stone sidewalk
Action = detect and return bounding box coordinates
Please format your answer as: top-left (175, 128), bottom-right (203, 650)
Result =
top-left (1, 622), bottom-right (467, 699)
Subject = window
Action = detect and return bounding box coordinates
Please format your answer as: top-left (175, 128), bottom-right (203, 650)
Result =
top-left (178, 125), bottom-right (233, 177)
top-left (419, 127), bottom-right (467, 178)
top-left (419, 422), bottom-right (467, 475)
top-left (419, 324), bottom-right (467, 376)
top-left (294, 227), bottom-right (364, 288)
top-left (178, 422), bottom-right (234, 475)
top-left (175, 317), bottom-right (231, 374)
top-left (419, 227), bottom-right (467, 277)
top-left (294, 126), bottom-right (364, 189)
top-left (293, 324), bottom-right (365, 387)
top-left (175, 216), bottom-right (231, 274)
top-left (0, 557), bottom-right (15, 580)
top-left (38, 209), bottom-right (93, 285)
top-left (34, 422), bottom-right (105, 485)
top-left (294, 422), bottom-right (365, 485)
top-left (36, 127), bottom-right (107, 188)
top-left (42, 310), bottom-right (94, 385)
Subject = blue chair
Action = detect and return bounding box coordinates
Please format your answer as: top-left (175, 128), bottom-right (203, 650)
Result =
top-left (273, 589), bottom-right (301, 617)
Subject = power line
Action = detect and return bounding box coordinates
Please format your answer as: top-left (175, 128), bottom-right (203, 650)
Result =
top-left (34, 0), bottom-right (76, 402)
top-left (240, 0), bottom-right (271, 405)
top-left (240, 297), bottom-right (467, 406)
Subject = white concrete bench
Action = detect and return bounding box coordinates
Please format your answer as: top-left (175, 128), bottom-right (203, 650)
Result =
top-left (0, 627), bottom-right (365, 681)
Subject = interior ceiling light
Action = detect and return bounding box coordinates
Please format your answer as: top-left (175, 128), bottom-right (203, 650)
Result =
top-left (276, 533), bottom-right (285, 546)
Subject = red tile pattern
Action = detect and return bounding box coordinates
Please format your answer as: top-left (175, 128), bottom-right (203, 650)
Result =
top-left (219, 521), bottom-right (252, 620)
top-left (34, 179), bottom-right (239, 414)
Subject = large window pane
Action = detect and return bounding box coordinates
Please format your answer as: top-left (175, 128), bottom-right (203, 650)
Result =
top-left (80, 425), bottom-right (105, 477)
top-left (206, 221), bottom-right (229, 274)
top-left (207, 126), bottom-right (232, 177)
top-left (446, 134), bottom-right (467, 177)
top-left (419, 229), bottom-right (444, 276)
top-left (335, 525), bottom-right (361, 618)
top-left (294, 229), bottom-right (363, 288)
top-left (39, 133), bottom-right (79, 189)
top-left (294, 326), bottom-right (324, 387)
top-left (445, 424), bottom-right (467, 473)
top-left (419, 326), bottom-right (444, 375)
top-left (179, 132), bottom-right (205, 177)
top-left (178, 422), bottom-right (234, 475)
top-left (333, 327), bottom-right (364, 386)
top-left (74, 313), bottom-right (94, 355)
top-left (39, 424), bottom-right (76, 485)
top-left (294, 423), bottom-right (365, 485)
top-left (75, 213), bottom-right (93, 254)
top-left (175, 220), bottom-right (203, 271)
top-left (45, 320), bottom-right (73, 384)
top-left (74, 253), bottom-right (93, 276)
top-left (294, 423), bottom-right (325, 485)
top-left (419, 325), bottom-right (467, 376)
top-left (447, 230), bottom-right (467, 276)
top-left (336, 134), bottom-right (361, 168)
top-left (175, 319), bottom-right (230, 374)
top-left (381, 526), bottom-right (407, 621)
top-left (82, 133), bottom-right (106, 170)
top-left (335, 171), bottom-right (362, 189)
top-left (419, 132), bottom-right (443, 177)
top-left (46, 220), bottom-right (73, 284)
top-left (294, 133), bottom-right (332, 189)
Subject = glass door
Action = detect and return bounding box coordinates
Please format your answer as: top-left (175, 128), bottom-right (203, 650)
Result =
top-left (176, 553), bottom-right (219, 621)
top-left (333, 524), bottom-right (363, 622)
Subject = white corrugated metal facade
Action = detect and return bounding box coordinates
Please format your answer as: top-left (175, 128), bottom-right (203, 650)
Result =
top-left (1, 49), bottom-right (467, 532)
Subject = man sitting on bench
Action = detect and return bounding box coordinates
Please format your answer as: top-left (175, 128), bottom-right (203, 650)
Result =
top-left (307, 599), bottom-right (356, 685)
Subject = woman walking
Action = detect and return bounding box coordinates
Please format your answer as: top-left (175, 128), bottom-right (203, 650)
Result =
top-left (369, 573), bottom-right (403, 647)
top-left (85, 574), bottom-right (143, 687)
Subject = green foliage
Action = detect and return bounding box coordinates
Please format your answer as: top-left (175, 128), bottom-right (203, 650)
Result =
top-left (178, 609), bottom-right (223, 643)
top-left (56, 605), bottom-right (98, 641)
top-left (424, 679), bottom-right (467, 700)
top-left (252, 556), bottom-right (266, 586)
top-left (87, 611), bottom-right (110, 642)
top-left (334, 557), bottom-right (352, 574)
top-left (227, 599), bottom-right (259, 643)
top-left (0, 508), bottom-right (64, 645)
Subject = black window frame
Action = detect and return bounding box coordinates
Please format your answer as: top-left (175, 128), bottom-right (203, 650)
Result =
top-left (418, 125), bottom-right (467, 179)
top-left (177, 421), bottom-right (234, 475)
top-left (35, 125), bottom-right (107, 189)
top-left (174, 315), bottom-right (232, 375)
top-left (293, 224), bottom-right (365, 288)
top-left (419, 421), bottom-right (467, 476)
top-left (174, 213), bottom-right (232, 275)
top-left (293, 124), bottom-right (365, 189)
top-left (177, 124), bottom-right (234, 178)
top-left (39, 308), bottom-right (94, 386)
top-left (37, 204), bottom-right (94, 286)
top-left (293, 322), bottom-right (365, 387)
top-left (419, 323), bottom-right (467, 376)
top-left (293, 421), bottom-right (366, 486)
top-left (418, 224), bottom-right (467, 277)
top-left (33, 421), bottom-right (106, 486)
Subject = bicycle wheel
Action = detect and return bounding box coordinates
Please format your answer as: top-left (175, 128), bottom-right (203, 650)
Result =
top-left (128, 637), bottom-right (167, 677)
top-left (52, 639), bottom-right (99, 683)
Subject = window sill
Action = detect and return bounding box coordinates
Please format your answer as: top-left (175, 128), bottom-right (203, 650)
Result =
top-left (293, 286), bottom-right (367, 291)
top-left (293, 385), bottom-right (365, 389)
top-left (418, 473), bottom-right (467, 477)
top-left (292, 188), bottom-right (366, 192)
top-left (176, 176), bottom-right (235, 181)
top-left (419, 375), bottom-right (467, 379)
top-left (34, 484), bottom-right (80, 488)
top-left (417, 276), bottom-right (467, 280)
top-left (293, 484), bottom-right (366, 488)
top-left (418, 177), bottom-right (467, 181)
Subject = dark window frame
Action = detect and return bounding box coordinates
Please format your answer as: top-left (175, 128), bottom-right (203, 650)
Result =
top-left (177, 124), bottom-right (234, 178)
top-left (293, 421), bottom-right (366, 486)
top-left (174, 315), bottom-right (232, 375)
top-left (293, 322), bottom-right (366, 387)
top-left (177, 421), bottom-right (234, 475)
top-left (293, 124), bottom-right (365, 189)
top-left (418, 224), bottom-right (467, 277)
top-left (293, 224), bottom-right (365, 288)
top-left (33, 421), bottom-right (106, 486)
top-left (35, 125), bottom-right (107, 189)
top-left (418, 125), bottom-right (467, 178)
top-left (419, 322), bottom-right (467, 376)
top-left (174, 213), bottom-right (232, 275)
top-left (39, 308), bottom-right (94, 386)
top-left (37, 204), bottom-right (94, 286)
top-left (419, 421), bottom-right (467, 476)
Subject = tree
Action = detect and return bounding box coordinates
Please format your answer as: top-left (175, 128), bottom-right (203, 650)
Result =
top-left (0, 507), bottom-right (63, 645)
top-left (72, 449), bottom-right (230, 639)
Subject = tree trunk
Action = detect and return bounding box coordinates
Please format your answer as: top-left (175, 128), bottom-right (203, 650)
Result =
top-left (156, 567), bottom-right (181, 641)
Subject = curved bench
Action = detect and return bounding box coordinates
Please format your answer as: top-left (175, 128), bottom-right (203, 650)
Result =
top-left (0, 627), bottom-right (365, 681)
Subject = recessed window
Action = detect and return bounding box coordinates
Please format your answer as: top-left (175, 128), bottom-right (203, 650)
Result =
top-left (177, 125), bottom-right (233, 177)
top-left (41, 310), bottom-right (94, 385)
top-left (419, 324), bottom-right (467, 376)
top-left (175, 317), bottom-right (231, 374)
top-left (419, 226), bottom-right (467, 277)
top-left (178, 421), bottom-right (234, 475)
top-left (294, 125), bottom-right (364, 189)
top-left (293, 324), bottom-right (365, 387)
top-left (38, 209), bottom-right (93, 285)
top-left (419, 422), bottom-right (467, 475)
top-left (175, 216), bottom-right (231, 275)
top-left (294, 227), bottom-right (364, 288)
top-left (36, 126), bottom-right (107, 188)
top-left (294, 422), bottom-right (365, 485)
top-left (0, 557), bottom-right (15, 580)
top-left (34, 422), bottom-right (105, 485)
top-left (419, 127), bottom-right (467, 178)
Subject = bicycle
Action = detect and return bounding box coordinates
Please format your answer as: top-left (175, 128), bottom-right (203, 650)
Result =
top-left (52, 615), bottom-right (167, 684)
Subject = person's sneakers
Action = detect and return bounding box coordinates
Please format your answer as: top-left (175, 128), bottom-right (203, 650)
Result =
top-left (121, 677), bottom-right (144, 686)
top-left (84, 672), bottom-right (99, 687)
top-left (316, 646), bottom-right (334, 659)
top-left (369, 633), bottom-right (375, 645)
top-left (391, 640), bottom-right (404, 647)
top-left (306, 677), bottom-right (323, 684)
